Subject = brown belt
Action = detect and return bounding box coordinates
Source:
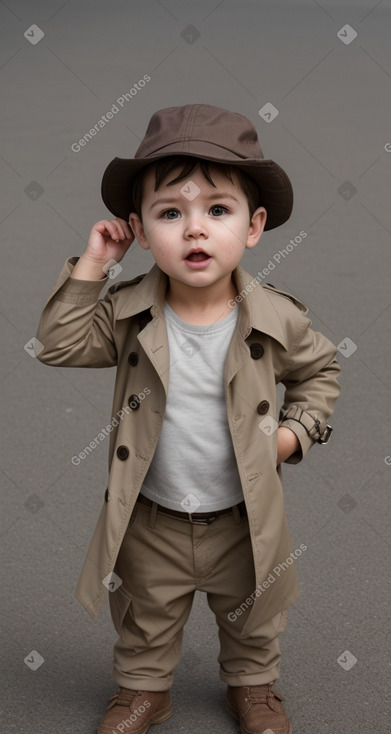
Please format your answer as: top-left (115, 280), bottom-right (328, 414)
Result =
top-left (136, 493), bottom-right (247, 525)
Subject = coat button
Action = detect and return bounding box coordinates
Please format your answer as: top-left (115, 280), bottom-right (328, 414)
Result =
top-left (104, 488), bottom-right (109, 501)
top-left (250, 343), bottom-right (264, 359)
top-left (128, 352), bottom-right (138, 366)
top-left (117, 445), bottom-right (129, 460)
top-left (128, 394), bottom-right (140, 410)
top-left (257, 400), bottom-right (270, 415)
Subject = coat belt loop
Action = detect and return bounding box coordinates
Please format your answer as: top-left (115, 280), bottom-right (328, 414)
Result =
top-left (232, 504), bottom-right (242, 526)
top-left (147, 500), bottom-right (158, 529)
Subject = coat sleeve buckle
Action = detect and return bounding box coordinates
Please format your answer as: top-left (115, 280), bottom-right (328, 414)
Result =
top-left (280, 405), bottom-right (333, 444)
top-left (317, 424), bottom-right (333, 444)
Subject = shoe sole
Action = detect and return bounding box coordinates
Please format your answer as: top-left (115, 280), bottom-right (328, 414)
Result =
top-left (97, 702), bottom-right (173, 734)
top-left (150, 702), bottom-right (173, 726)
top-left (226, 699), bottom-right (293, 734)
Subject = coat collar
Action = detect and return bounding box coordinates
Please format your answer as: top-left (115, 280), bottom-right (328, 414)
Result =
top-left (114, 263), bottom-right (290, 350)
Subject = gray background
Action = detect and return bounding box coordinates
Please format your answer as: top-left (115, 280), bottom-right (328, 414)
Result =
top-left (1, 0), bottom-right (390, 732)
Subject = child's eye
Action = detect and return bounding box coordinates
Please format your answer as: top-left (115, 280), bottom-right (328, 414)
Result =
top-left (161, 208), bottom-right (180, 219)
top-left (160, 205), bottom-right (228, 219)
top-left (210, 205), bottom-right (228, 216)
top-left (162, 208), bottom-right (179, 219)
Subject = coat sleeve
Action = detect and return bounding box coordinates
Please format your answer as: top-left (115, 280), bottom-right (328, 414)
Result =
top-left (34, 257), bottom-right (117, 368)
top-left (278, 314), bottom-right (341, 464)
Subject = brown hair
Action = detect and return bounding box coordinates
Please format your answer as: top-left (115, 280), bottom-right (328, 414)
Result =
top-left (131, 155), bottom-right (260, 221)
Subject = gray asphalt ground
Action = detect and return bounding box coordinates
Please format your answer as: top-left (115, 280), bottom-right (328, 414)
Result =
top-left (1, 1), bottom-right (391, 732)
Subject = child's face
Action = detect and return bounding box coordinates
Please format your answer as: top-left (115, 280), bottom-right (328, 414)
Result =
top-left (129, 164), bottom-right (267, 292)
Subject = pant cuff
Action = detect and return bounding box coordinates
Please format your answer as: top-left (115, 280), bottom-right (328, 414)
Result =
top-left (220, 665), bottom-right (280, 687)
top-left (112, 668), bottom-right (173, 692)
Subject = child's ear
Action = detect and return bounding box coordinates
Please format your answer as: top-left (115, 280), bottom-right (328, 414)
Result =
top-left (246, 206), bottom-right (267, 250)
top-left (129, 213), bottom-right (149, 250)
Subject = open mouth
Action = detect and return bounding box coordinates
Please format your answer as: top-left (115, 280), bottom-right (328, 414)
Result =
top-left (185, 250), bottom-right (210, 262)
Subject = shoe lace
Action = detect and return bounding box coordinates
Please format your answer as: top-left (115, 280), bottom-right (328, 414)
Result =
top-left (107, 689), bottom-right (143, 711)
top-left (248, 685), bottom-right (284, 704)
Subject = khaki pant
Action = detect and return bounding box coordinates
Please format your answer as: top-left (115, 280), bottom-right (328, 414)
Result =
top-left (109, 499), bottom-right (288, 691)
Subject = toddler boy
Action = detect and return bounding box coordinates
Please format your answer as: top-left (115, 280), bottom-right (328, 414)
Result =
top-left (36, 104), bottom-right (341, 734)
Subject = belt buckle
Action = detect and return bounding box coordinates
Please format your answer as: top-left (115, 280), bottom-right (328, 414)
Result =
top-left (188, 513), bottom-right (217, 525)
top-left (317, 424), bottom-right (333, 444)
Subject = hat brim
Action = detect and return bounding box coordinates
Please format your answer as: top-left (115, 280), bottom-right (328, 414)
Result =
top-left (101, 150), bottom-right (293, 231)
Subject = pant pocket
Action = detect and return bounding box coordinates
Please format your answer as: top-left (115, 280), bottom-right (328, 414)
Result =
top-left (109, 585), bottom-right (133, 635)
top-left (273, 609), bottom-right (288, 635)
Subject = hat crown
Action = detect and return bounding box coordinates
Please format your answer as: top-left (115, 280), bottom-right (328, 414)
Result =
top-left (134, 104), bottom-right (265, 162)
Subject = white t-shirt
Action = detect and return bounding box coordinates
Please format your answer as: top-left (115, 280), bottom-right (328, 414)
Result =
top-left (140, 300), bottom-right (244, 512)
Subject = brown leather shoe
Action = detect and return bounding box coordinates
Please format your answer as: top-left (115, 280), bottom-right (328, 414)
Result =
top-left (226, 684), bottom-right (292, 734)
top-left (97, 687), bottom-right (173, 734)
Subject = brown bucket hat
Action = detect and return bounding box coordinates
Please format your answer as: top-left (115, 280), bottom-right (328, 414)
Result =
top-left (101, 103), bottom-right (293, 230)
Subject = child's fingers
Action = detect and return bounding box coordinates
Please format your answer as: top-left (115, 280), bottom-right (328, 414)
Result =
top-left (94, 219), bottom-right (126, 242)
top-left (94, 220), bottom-right (116, 238)
top-left (109, 219), bottom-right (134, 242)
top-left (112, 219), bottom-right (126, 241)
top-left (115, 218), bottom-right (135, 241)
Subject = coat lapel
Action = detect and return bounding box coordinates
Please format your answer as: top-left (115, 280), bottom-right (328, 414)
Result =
top-left (224, 266), bottom-right (290, 386)
top-left (112, 262), bottom-right (293, 396)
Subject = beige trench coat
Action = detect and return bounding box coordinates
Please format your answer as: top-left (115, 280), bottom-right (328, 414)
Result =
top-left (36, 257), bottom-right (341, 635)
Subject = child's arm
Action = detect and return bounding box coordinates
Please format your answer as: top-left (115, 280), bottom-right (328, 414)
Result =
top-left (276, 426), bottom-right (300, 466)
top-left (35, 218), bottom-right (134, 368)
top-left (277, 322), bottom-right (341, 464)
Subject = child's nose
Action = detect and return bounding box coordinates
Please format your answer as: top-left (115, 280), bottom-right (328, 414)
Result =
top-left (184, 214), bottom-right (208, 238)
